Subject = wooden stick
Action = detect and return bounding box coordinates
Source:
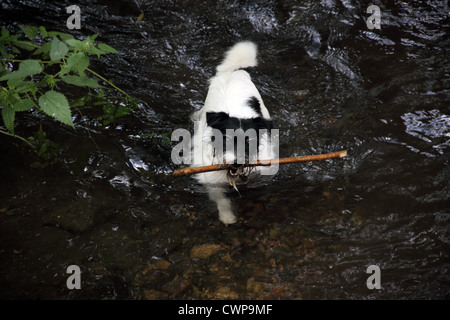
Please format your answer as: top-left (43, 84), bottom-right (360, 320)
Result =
top-left (172, 150), bottom-right (347, 176)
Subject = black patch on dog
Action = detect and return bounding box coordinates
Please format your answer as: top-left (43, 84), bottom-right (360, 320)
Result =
top-left (206, 111), bottom-right (273, 164)
top-left (206, 112), bottom-right (273, 133)
top-left (247, 96), bottom-right (262, 117)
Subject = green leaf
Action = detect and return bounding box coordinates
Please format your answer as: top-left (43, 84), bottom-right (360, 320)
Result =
top-left (63, 52), bottom-right (89, 75)
top-left (2, 106), bottom-right (15, 133)
top-left (13, 99), bottom-right (34, 112)
top-left (18, 59), bottom-right (43, 75)
top-left (39, 26), bottom-right (48, 37)
top-left (86, 46), bottom-right (104, 57)
top-left (61, 75), bottom-right (104, 88)
top-left (11, 46), bottom-right (20, 54)
top-left (6, 78), bottom-right (20, 89)
top-left (0, 90), bottom-right (19, 107)
top-left (102, 104), bottom-right (131, 125)
top-left (57, 33), bottom-right (74, 42)
top-left (0, 27), bottom-right (10, 40)
top-left (47, 31), bottom-right (74, 42)
top-left (50, 37), bottom-right (68, 61)
top-left (38, 90), bottom-right (73, 127)
top-left (14, 80), bottom-right (37, 94)
top-left (12, 40), bottom-right (36, 51)
top-left (65, 39), bottom-right (83, 50)
top-left (0, 59), bottom-right (43, 81)
top-left (22, 26), bottom-right (38, 40)
top-left (0, 44), bottom-right (9, 59)
top-left (70, 94), bottom-right (91, 108)
top-left (32, 41), bottom-right (51, 56)
top-left (87, 34), bottom-right (99, 42)
top-left (97, 43), bottom-right (118, 54)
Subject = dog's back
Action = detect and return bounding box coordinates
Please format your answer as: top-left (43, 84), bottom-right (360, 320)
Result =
top-left (192, 41), bottom-right (268, 121)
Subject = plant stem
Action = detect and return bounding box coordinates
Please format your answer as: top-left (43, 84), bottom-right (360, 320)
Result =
top-left (0, 129), bottom-right (35, 148)
top-left (85, 68), bottom-right (130, 98)
top-left (0, 58), bottom-right (52, 64)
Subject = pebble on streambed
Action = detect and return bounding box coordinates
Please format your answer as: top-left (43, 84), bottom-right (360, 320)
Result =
top-left (189, 244), bottom-right (221, 259)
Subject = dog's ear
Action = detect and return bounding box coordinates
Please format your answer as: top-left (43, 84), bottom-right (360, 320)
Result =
top-left (206, 112), bottom-right (229, 128)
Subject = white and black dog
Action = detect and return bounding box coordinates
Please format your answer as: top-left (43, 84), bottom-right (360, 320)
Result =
top-left (190, 41), bottom-right (277, 224)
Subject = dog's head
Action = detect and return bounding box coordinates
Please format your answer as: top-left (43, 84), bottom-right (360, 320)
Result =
top-left (206, 110), bottom-right (273, 185)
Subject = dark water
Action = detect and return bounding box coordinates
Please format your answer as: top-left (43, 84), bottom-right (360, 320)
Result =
top-left (0, 0), bottom-right (448, 299)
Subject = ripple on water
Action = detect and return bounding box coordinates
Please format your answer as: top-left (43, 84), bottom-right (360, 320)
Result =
top-left (401, 109), bottom-right (450, 156)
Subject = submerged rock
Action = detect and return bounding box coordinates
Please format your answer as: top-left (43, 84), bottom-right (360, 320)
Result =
top-left (190, 244), bottom-right (221, 259)
top-left (161, 275), bottom-right (192, 295)
top-left (212, 286), bottom-right (238, 299)
top-left (142, 289), bottom-right (168, 300)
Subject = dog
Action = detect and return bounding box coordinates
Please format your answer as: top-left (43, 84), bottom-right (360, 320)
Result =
top-left (190, 41), bottom-right (276, 224)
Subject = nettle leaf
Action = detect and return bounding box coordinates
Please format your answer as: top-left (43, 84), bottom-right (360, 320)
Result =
top-left (0, 27), bottom-right (10, 42)
top-left (102, 104), bottom-right (131, 125)
top-left (0, 44), bottom-right (9, 58)
top-left (39, 26), bottom-right (48, 37)
top-left (13, 99), bottom-right (35, 112)
top-left (22, 26), bottom-right (38, 40)
top-left (57, 33), bottom-right (74, 42)
top-left (0, 90), bottom-right (19, 107)
top-left (47, 31), bottom-right (74, 42)
top-left (64, 39), bottom-right (83, 51)
top-left (38, 90), bottom-right (74, 127)
top-left (14, 81), bottom-right (38, 95)
top-left (32, 41), bottom-right (51, 56)
top-left (97, 43), bottom-right (118, 54)
top-left (2, 106), bottom-right (15, 133)
top-left (0, 59), bottom-right (43, 81)
top-left (50, 37), bottom-right (69, 61)
top-left (12, 40), bottom-right (36, 51)
top-left (11, 46), bottom-right (20, 54)
top-left (86, 46), bottom-right (104, 57)
top-left (63, 52), bottom-right (89, 75)
top-left (61, 75), bottom-right (104, 88)
top-left (6, 78), bottom-right (37, 93)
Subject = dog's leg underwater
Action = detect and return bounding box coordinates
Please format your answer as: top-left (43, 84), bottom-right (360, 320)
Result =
top-left (207, 186), bottom-right (236, 225)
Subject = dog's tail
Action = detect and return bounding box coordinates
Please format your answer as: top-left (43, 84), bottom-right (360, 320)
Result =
top-left (216, 41), bottom-right (257, 73)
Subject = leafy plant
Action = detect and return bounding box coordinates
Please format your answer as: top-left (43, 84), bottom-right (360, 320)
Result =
top-left (0, 25), bottom-right (137, 151)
